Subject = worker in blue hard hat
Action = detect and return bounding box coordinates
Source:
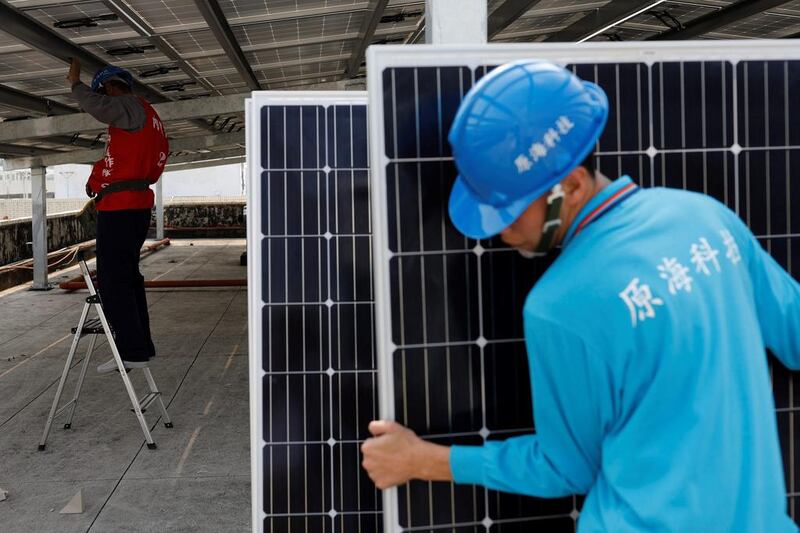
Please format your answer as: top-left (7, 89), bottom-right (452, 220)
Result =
top-left (361, 60), bottom-right (800, 532)
top-left (67, 58), bottom-right (169, 373)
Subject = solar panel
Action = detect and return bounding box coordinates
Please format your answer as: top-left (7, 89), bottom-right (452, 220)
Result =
top-left (367, 41), bottom-right (800, 531)
top-left (246, 91), bottom-right (382, 533)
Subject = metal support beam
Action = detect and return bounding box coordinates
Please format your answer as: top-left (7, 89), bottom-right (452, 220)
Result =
top-left (166, 148), bottom-right (244, 166)
top-left (0, 30), bottom-right (148, 56)
top-left (0, 83), bottom-right (99, 149)
top-left (10, 0), bottom-right (89, 9)
top-left (346, 0), bottom-right (389, 78)
top-left (100, 0), bottom-right (220, 98)
top-left (649, 0), bottom-right (795, 40)
top-left (156, 178), bottom-right (164, 240)
top-left (47, 135), bottom-right (100, 149)
top-left (0, 56), bottom-right (182, 83)
top-left (165, 155), bottom-right (245, 172)
top-left (167, 131), bottom-right (244, 151)
top-left (545, 1), bottom-right (666, 42)
top-left (405, 18), bottom-right (426, 44)
top-left (0, 143), bottom-right (58, 157)
top-left (0, 1), bottom-right (170, 105)
top-left (488, 0), bottom-right (543, 39)
top-left (30, 166), bottom-right (50, 290)
top-left (193, 0), bottom-right (262, 90)
top-left (426, 0), bottom-right (487, 44)
top-left (0, 94), bottom-right (245, 143)
top-left (0, 84), bottom-right (103, 151)
top-left (0, 83), bottom-right (76, 116)
top-left (517, 2), bottom-right (607, 17)
top-left (2, 131), bottom-right (244, 170)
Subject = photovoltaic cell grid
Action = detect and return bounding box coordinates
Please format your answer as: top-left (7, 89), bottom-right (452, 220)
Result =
top-left (250, 96), bottom-right (384, 533)
top-left (376, 59), bottom-right (800, 531)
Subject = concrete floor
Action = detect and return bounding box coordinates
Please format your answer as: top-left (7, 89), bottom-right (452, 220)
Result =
top-left (0, 240), bottom-right (250, 533)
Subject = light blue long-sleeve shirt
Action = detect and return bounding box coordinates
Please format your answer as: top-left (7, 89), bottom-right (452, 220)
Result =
top-left (450, 176), bottom-right (800, 532)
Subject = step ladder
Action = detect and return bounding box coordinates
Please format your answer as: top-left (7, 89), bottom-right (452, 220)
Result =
top-left (39, 251), bottom-right (172, 451)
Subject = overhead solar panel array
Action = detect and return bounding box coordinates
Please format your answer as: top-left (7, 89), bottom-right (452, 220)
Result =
top-left (0, 0), bottom-right (798, 166)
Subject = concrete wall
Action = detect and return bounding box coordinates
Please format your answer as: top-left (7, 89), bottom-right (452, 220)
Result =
top-left (162, 201), bottom-right (245, 228)
top-left (0, 196), bottom-right (246, 221)
top-left (156, 201), bottom-right (245, 239)
top-left (0, 199), bottom-right (88, 220)
top-left (0, 207), bottom-right (96, 266)
top-left (0, 201), bottom-right (246, 267)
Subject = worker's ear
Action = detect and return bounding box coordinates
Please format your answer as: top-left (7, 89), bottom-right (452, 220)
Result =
top-left (560, 165), bottom-right (592, 208)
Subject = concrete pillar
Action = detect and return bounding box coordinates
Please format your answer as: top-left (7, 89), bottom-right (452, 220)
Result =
top-left (425, 0), bottom-right (487, 44)
top-left (155, 178), bottom-right (164, 240)
top-left (30, 166), bottom-right (50, 290)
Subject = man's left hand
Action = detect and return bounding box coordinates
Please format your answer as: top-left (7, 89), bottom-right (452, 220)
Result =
top-left (67, 58), bottom-right (81, 86)
top-left (361, 420), bottom-right (428, 489)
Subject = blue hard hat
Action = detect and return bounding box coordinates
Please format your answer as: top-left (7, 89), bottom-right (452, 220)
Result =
top-left (448, 60), bottom-right (609, 240)
top-left (91, 65), bottom-right (134, 92)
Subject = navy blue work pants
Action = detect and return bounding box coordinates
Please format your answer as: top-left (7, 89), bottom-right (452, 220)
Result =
top-left (95, 209), bottom-right (155, 361)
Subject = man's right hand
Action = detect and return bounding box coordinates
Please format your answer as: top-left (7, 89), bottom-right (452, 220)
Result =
top-left (85, 183), bottom-right (95, 198)
top-left (67, 58), bottom-right (81, 86)
top-left (361, 420), bottom-right (453, 489)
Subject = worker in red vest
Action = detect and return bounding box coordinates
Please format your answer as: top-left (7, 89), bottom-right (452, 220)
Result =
top-left (67, 59), bottom-right (169, 373)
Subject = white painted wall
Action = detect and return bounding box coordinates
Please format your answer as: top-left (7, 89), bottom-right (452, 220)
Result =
top-left (160, 163), bottom-right (245, 198)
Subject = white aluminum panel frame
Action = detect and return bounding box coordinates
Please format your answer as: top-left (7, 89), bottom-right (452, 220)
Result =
top-left (366, 39), bottom-right (800, 533)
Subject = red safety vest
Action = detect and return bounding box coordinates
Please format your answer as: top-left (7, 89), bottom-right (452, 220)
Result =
top-left (88, 97), bottom-right (169, 211)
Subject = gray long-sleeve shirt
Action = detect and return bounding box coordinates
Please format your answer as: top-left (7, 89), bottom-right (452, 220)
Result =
top-left (71, 81), bottom-right (145, 132)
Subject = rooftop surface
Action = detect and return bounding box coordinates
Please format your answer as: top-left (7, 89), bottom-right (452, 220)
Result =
top-left (0, 239), bottom-right (249, 533)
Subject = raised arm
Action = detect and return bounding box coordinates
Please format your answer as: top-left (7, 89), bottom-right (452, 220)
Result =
top-left (67, 59), bottom-right (144, 131)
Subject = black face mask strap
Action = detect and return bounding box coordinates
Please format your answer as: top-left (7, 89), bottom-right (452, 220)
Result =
top-left (534, 184), bottom-right (564, 255)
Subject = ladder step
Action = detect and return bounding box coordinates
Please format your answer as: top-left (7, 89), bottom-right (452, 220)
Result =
top-left (134, 392), bottom-right (161, 412)
top-left (54, 400), bottom-right (76, 418)
top-left (71, 318), bottom-right (110, 335)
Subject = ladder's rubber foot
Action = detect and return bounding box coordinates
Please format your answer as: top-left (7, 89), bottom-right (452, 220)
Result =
top-left (63, 423), bottom-right (71, 429)
top-left (147, 443), bottom-right (157, 450)
top-left (38, 444), bottom-right (45, 451)
top-left (164, 422), bottom-right (173, 428)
